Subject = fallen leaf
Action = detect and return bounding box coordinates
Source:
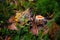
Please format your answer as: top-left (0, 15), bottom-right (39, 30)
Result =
top-left (8, 23), bottom-right (18, 30)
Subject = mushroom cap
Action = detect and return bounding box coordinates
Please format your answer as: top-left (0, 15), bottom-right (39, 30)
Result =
top-left (36, 15), bottom-right (44, 20)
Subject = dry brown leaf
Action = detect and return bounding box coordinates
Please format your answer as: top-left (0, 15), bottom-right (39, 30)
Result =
top-left (8, 16), bottom-right (15, 23)
top-left (8, 23), bottom-right (18, 30)
top-left (49, 22), bottom-right (60, 40)
top-left (5, 36), bottom-right (11, 40)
